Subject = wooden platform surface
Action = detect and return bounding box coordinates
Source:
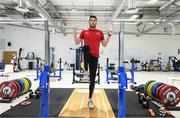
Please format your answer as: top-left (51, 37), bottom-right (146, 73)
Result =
top-left (59, 89), bottom-right (115, 118)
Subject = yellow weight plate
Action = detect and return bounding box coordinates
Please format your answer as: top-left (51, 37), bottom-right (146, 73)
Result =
top-left (147, 82), bottom-right (157, 97)
top-left (20, 78), bottom-right (29, 93)
top-left (22, 77), bottom-right (31, 90)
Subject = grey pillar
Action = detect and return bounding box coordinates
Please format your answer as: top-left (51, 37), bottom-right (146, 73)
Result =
top-left (44, 20), bottom-right (50, 66)
top-left (119, 21), bottom-right (124, 67)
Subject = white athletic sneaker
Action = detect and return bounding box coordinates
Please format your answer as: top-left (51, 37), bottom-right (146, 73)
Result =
top-left (88, 99), bottom-right (94, 109)
top-left (83, 71), bottom-right (89, 80)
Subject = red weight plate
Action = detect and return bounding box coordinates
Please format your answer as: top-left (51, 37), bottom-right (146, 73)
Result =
top-left (13, 80), bottom-right (21, 96)
top-left (159, 85), bottom-right (180, 106)
top-left (156, 84), bottom-right (166, 99)
top-left (20, 100), bottom-right (32, 106)
top-left (0, 81), bottom-right (18, 99)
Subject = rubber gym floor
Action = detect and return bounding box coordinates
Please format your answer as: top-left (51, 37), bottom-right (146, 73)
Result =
top-left (0, 70), bottom-right (180, 117)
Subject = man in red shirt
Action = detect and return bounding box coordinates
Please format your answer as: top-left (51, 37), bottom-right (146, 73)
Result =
top-left (73, 15), bottom-right (111, 109)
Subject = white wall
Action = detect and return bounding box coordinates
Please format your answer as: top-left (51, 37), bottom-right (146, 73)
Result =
top-left (0, 28), bottom-right (5, 60)
top-left (1, 24), bottom-right (180, 67)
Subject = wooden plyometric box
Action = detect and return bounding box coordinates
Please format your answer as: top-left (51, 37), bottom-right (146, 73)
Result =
top-left (3, 51), bottom-right (17, 64)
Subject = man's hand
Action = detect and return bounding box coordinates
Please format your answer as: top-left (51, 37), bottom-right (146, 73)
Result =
top-left (107, 30), bottom-right (112, 37)
top-left (73, 27), bottom-right (78, 34)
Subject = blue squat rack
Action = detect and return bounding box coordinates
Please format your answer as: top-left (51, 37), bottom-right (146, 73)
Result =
top-left (35, 58), bottom-right (62, 81)
top-left (39, 21), bottom-right (135, 118)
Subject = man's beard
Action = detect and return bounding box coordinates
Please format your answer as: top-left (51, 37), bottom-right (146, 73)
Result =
top-left (90, 25), bottom-right (96, 28)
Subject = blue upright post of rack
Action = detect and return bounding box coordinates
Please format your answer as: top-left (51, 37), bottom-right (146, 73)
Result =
top-left (118, 66), bottom-right (127, 117)
top-left (118, 21), bottom-right (127, 118)
top-left (39, 66), bottom-right (50, 117)
top-left (39, 20), bottom-right (50, 118)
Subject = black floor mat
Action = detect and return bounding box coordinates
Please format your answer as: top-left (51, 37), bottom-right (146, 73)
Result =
top-left (0, 88), bottom-right (149, 117)
top-left (105, 89), bottom-right (149, 117)
top-left (0, 88), bottom-right (74, 117)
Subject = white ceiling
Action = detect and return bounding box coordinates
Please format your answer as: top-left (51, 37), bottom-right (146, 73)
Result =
top-left (0, 0), bottom-right (180, 34)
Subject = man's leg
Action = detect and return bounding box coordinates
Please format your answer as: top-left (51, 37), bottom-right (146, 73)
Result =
top-left (83, 45), bottom-right (90, 79)
top-left (88, 55), bottom-right (98, 109)
top-left (83, 45), bottom-right (89, 71)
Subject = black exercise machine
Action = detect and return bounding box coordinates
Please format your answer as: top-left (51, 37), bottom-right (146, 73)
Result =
top-left (168, 56), bottom-right (180, 71)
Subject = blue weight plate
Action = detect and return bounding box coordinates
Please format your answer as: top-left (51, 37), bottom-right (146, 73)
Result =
top-left (15, 79), bottom-right (25, 94)
top-left (152, 82), bottom-right (163, 98)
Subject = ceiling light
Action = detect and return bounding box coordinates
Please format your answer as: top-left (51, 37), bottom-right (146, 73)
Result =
top-left (126, 8), bottom-right (139, 14)
top-left (15, 0), bottom-right (29, 12)
top-left (15, 6), bottom-right (29, 12)
top-left (72, 9), bottom-right (77, 12)
top-left (148, 0), bottom-right (158, 4)
top-left (128, 0), bottom-right (136, 10)
top-left (39, 13), bottom-right (47, 20)
top-left (129, 15), bottom-right (139, 19)
top-left (24, 1), bottom-right (31, 7)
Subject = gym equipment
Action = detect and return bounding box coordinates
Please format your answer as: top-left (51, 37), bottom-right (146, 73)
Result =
top-left (145, 81), bottom-right (180, 106)
top-left (131, 81), bottom-right (180, 117)
top-left (72, 45), bottom-right (100, 84)
top-left (12, 48), bottom-right (23, 72)
top-left (141, 61), bottom-right (149, 71)
top-left (20, 100), bottom-right (32, 106)
top-left (168, 56), bottom-right (180, 71)
top-left (17, 48), bottom-right (22, 71)
top-left (69, 43), bottom-right (84, 70)
top-left (0, 61), bottom-right (5, 72)
top-left (0, 77), bottom-right (32, 101)
top-left (72, 63), bottom-right (100, 84)
top-left (106, 58), bottom-right (136, 84)
top-left (130, 58), bottom-right (141, 71)
top-left (39, 21), bottom-right (133, 118)
top-left (106, 58), bottom-right (118, 83)
top-left (35, 58), bottom-right (62, 81)
top-left (131, 84), bottom-right (178, 117)
top-left (25, 52), bottom-right (35, 60)
top-left (29, 88), bottom-right (41, 98)
top-left (149, 57), bottom-right (163, 71)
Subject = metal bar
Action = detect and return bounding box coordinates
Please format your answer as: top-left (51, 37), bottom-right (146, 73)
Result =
top-left (118, 21), bottom-right (126, 118)
top-left (5, 23), bottom-right (180, 35)
top-left (113, 0), bottom-right (127, 19)
top-left (106, 58), bottom-right (109, 83)
top-left (26, 0), bottom-right (66, 35)
top-left (59, 58), bottom-right (62, 80)
top-left (119, 22), bottom-right (124, 67)
top-left (143, 14), bottom-right (180, 34)
top-left (159, 0), bottom-right (175, 11)
top-left (44, 20), bottom-right (50, 66)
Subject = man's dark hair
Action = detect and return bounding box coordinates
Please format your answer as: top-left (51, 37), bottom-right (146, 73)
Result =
top-left (89, 15), bottom-right (97, 21)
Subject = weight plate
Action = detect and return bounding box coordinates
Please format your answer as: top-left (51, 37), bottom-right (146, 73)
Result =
top-left (0, 81), bottom-right (18, 99)
top-left (20, 78), bottom-right (29, 94)
top-left (23, 77), bottom-right (32, 90)
top-left (15, 79), bottom-right (24, 94)
top-left (20, 100), bottom-right (32, 106)
top-left (152, 82), bottom-right (163, 98)
top-left (156, 84), bottom-right (166, 99)
top-left (159, 85), bottom-right (180, 106)
top-left (147, 81), bottom-right (157, 97)
top-left (144, 80), bottom-right (156, 93)
top-left (12, 80), bottom-right (21, 96)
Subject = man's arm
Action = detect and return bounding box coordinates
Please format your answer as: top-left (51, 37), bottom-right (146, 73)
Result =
top-left (73, 27), bottom-right (82, 45)
top-left (101, 31), bottom-right (112, 47)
